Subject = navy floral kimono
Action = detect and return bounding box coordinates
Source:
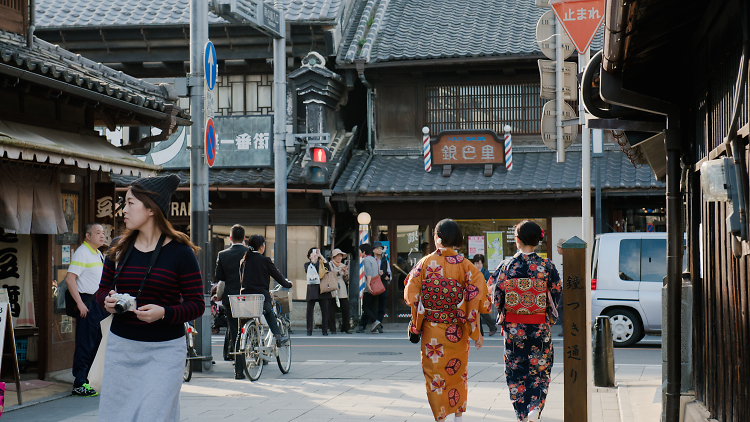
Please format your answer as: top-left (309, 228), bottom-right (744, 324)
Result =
top-left (489, 252), bottom-right (562, 422)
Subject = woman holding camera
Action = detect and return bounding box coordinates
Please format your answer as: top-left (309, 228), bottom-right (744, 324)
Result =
top-left (95, 175), bottom-right (204, 422)
top-left (305, 248), bottom-right (331, 336)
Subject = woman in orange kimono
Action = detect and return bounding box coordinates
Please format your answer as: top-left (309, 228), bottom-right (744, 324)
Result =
top-left (404, 219), bottom-right (492, 422)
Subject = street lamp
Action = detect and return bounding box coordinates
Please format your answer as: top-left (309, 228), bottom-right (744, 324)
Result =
top-left (357, 212), bottom-right (371, 225)
top-left (357, 212), bottom-right (371, 317)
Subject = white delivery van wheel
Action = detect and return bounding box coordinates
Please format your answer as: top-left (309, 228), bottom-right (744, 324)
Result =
top-left (604, 308), bottom-right (644, 347)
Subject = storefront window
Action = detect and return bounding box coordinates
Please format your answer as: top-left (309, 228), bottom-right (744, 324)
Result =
top-left (454, 219), bottom-right (548, 271)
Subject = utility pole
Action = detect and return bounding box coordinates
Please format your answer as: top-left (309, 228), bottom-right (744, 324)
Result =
top-left (189, 0), bottom-right (212, 371)
top-left (273, 0), bottom-right (287, 276)
top-left (555, 17), bottom-right (565, 163)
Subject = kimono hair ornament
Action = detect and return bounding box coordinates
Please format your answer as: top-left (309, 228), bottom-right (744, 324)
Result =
top-left (436, 237), bottom-right (443, 244)
top-left (540, 229), bottom-right (545, 240)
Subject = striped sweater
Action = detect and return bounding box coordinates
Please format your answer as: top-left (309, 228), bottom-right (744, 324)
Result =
top-left (95, 241), bottom-right (205, 342)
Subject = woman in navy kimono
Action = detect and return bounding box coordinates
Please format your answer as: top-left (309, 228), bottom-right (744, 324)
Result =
top-left (489, 220), bottom-right (562, 422)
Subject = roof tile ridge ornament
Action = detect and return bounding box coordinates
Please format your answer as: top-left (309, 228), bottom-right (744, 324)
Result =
top-left (344, 0), bottom-right (377, 63)
top-left (359, 0), bottom-right (389, 63)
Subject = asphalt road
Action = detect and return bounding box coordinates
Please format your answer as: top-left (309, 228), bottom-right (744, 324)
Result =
top-left (211, 331), bottom-right (662, 366)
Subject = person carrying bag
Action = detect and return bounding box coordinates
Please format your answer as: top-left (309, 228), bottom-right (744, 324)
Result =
top-left (93, 175), bottom-right (204, 422)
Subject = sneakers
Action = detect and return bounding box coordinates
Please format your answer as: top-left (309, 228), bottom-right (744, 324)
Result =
top-left (355, 326), bottom-right (365, 333)
top-left (377, 325), bottom-right (384, 333)
top-left (72, 383), bottom-right (98, 397)
top-left (275, 334), bottom-right (289, 346)
top-left (366, 320), bottom-right (381, 333)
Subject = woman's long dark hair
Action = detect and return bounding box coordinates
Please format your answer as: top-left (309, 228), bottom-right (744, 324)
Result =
top-left (108, 186), bottom-right (199, 261)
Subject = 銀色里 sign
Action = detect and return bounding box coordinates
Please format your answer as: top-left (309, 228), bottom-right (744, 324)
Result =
top-left (431, 130), bottom-right (505, 166)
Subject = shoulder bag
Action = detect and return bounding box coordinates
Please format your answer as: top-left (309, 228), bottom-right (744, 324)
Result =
top-left (89, 234), bottom-right (165, 391)
top-left (319, 263), bottom-right (338, 294)
top-left (368, 274), bottom-right (386, 296)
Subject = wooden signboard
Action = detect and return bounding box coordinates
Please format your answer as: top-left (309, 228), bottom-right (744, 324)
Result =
top-left (561, 237), bottom-right (587, 422)
top-left (0, 302), bottom-right (22, 405)
top-left (431, 130), bottom-right (505, 176)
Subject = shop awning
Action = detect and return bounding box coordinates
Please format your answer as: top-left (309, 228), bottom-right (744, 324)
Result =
top-left (0, 120), bottom-right (161, 176)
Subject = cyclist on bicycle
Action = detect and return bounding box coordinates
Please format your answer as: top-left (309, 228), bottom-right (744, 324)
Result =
top-left (239, 235), bottom-right (293, 348)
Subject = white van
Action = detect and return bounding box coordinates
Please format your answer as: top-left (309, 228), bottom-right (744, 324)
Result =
top-left (591, 232), bottom-right (666, 347)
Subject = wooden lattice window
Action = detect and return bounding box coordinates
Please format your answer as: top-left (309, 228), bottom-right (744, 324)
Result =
top-left (0, 0), bottom-right (28, 35)
top-left (425, 83), bottom-right (544, 136)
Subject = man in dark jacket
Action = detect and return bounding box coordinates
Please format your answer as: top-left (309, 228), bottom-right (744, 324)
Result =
top-left (215, 225), bottom-right (248, 377)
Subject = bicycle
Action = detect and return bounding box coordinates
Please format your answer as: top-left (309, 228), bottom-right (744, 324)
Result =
top-left (229, 285), bottom-right (292, 381)
top-left (184, 322), bottom-right (204, 382)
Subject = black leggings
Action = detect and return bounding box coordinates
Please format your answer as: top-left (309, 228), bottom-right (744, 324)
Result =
top-left (263, 299), bottom-right (281, 336)
top-left (306, 298), bottom-right (330, 333)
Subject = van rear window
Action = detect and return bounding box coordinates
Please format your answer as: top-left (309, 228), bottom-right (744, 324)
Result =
top-left (619, 239), bottom-right (640, 281)
top-left (641, 239), bottom-right (667, 282)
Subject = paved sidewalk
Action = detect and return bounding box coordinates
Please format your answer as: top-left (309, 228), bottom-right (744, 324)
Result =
top-left (3, 357), bottom-right (661, 422)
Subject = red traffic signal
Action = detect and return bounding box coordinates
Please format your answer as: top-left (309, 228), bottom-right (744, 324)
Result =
top-left (311, 147), bottom-right (328, 163)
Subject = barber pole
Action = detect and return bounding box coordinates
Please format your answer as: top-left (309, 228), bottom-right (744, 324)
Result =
top-left (358, 225), bottom-right (369, 299)
top-left (422, 126), bottom-right (432, 172)
top-left (503, 125), bottom-right (513, 171)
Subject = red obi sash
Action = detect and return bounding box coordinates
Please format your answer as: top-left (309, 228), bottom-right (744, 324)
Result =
top-left (505, 277), bottom-right (547, 324)
top-left (421, 277), bottom-right (465, 324)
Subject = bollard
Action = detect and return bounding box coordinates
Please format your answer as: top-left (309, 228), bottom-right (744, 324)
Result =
top-left (593, 316), bottom-right (616, 387)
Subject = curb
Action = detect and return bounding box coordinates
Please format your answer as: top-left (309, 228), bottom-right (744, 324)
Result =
top-left (4, 391), bottom-right (71, 413)
top-left (618, 382), bottom-right (634, 422)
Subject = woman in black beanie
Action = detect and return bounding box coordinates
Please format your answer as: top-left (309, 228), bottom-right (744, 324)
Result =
top-left (95, 175), bottom-right (203, 422)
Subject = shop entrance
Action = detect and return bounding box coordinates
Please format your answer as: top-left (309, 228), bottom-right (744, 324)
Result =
top-left (372, 221), bottom-right (432, 323)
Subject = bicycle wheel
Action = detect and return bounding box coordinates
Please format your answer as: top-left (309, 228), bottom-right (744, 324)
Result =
top-left (184, 346), bottom-right (195, 382)
top-left (276, 318), bottom-right (292, 374)
top-left (242, 321), bottom-right (263, 381)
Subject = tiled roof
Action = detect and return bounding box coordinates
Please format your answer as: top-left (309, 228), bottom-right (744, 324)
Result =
top-left (35, 0), bottom-right (343, 28)
top-left (333, 146), bottom-right (664, 195)
top-left (112, 130), bottom-right (355, 187)
top-left (341, 0), bottom-right (604, 64)
top-left (0, 31), bottom-right (187, 118)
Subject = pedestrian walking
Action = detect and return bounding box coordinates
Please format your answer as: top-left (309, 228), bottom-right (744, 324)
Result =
top-left (488, 220), bottom-right (562, 422)
top-left (214, 225), bottom-right (248, 370)
top-left (471, 254), bottom-right (497, 337)
top-left (404, 219), bottom-right (491, 422)
top-left (305, 248), bottom-right (331, 336)
top-left (356, 244), bottom-right (381, 333)
top-left (238, 235), bottom-right (293, 376)
top-left (373, 241), bottom-right (391, 333)
top-left (327, 249), bottom-right (352, 334)
top-left (96, 175), bottom-right (204, 422)
top-left (64, 223), bottom-right (107, 397)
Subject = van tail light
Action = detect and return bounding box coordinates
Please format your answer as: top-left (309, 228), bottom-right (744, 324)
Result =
top-left (591, 279), bottom-right (597, 290)
top-left (241, 327), bottom-right (245, 334)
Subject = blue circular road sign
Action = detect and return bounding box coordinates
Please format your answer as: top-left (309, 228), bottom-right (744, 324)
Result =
top-left (204, 41), bottom-right (218, 91)
top-left (205, 118), bottom-right (216, 167)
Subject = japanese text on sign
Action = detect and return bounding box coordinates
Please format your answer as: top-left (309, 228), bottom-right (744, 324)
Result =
top-left (432, 130), bottom-right (506, 166)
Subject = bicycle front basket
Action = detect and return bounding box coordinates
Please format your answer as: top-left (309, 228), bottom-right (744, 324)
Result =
top-left (228, 294), bottom-right (264, 318)
top-left (275, 290), bottom-right (292, 314)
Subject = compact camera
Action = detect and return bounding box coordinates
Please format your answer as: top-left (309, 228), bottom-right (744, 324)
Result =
top-left (111, 293), bottom-right (138, 314)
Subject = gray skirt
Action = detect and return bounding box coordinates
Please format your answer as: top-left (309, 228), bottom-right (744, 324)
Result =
top-left (98, 333), bottom-right (185, 422)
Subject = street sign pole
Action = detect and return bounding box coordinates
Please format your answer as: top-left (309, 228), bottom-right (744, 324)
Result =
top-left (272, 1), bottom-right (287, 277)
top-left (555, 17), bottom-right (565, 163)
top-left (189, 0), bottom-right (212, 371)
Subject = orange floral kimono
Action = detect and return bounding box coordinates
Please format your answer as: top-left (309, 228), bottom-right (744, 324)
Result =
top-left (404, 248), bottom-right (491, 421)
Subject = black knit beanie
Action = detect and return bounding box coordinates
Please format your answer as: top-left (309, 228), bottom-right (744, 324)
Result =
top-left (129, 174), bottom-right (180, 219)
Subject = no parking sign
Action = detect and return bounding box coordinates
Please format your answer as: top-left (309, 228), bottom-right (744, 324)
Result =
top-left (205, 118), bottom-right (216, 167)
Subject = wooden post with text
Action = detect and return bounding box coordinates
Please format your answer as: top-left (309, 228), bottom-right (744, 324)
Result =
top-left (561, 236), bottom-right (587, 422)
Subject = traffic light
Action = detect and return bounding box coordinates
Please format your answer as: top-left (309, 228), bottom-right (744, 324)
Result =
top-left (303, 146), bottom-right (331, 184)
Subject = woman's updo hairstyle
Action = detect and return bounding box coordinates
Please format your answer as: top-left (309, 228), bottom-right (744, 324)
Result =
top-left (435, 218), bottom-right (464, 248)
top-left (247, 235), bottom-right (265, 252)
top-left (515, 220), bottom-right (543, 247)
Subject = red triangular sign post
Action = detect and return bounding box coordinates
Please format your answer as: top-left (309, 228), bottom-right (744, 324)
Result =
top-left (550, 0), bottom-right (605, 54)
